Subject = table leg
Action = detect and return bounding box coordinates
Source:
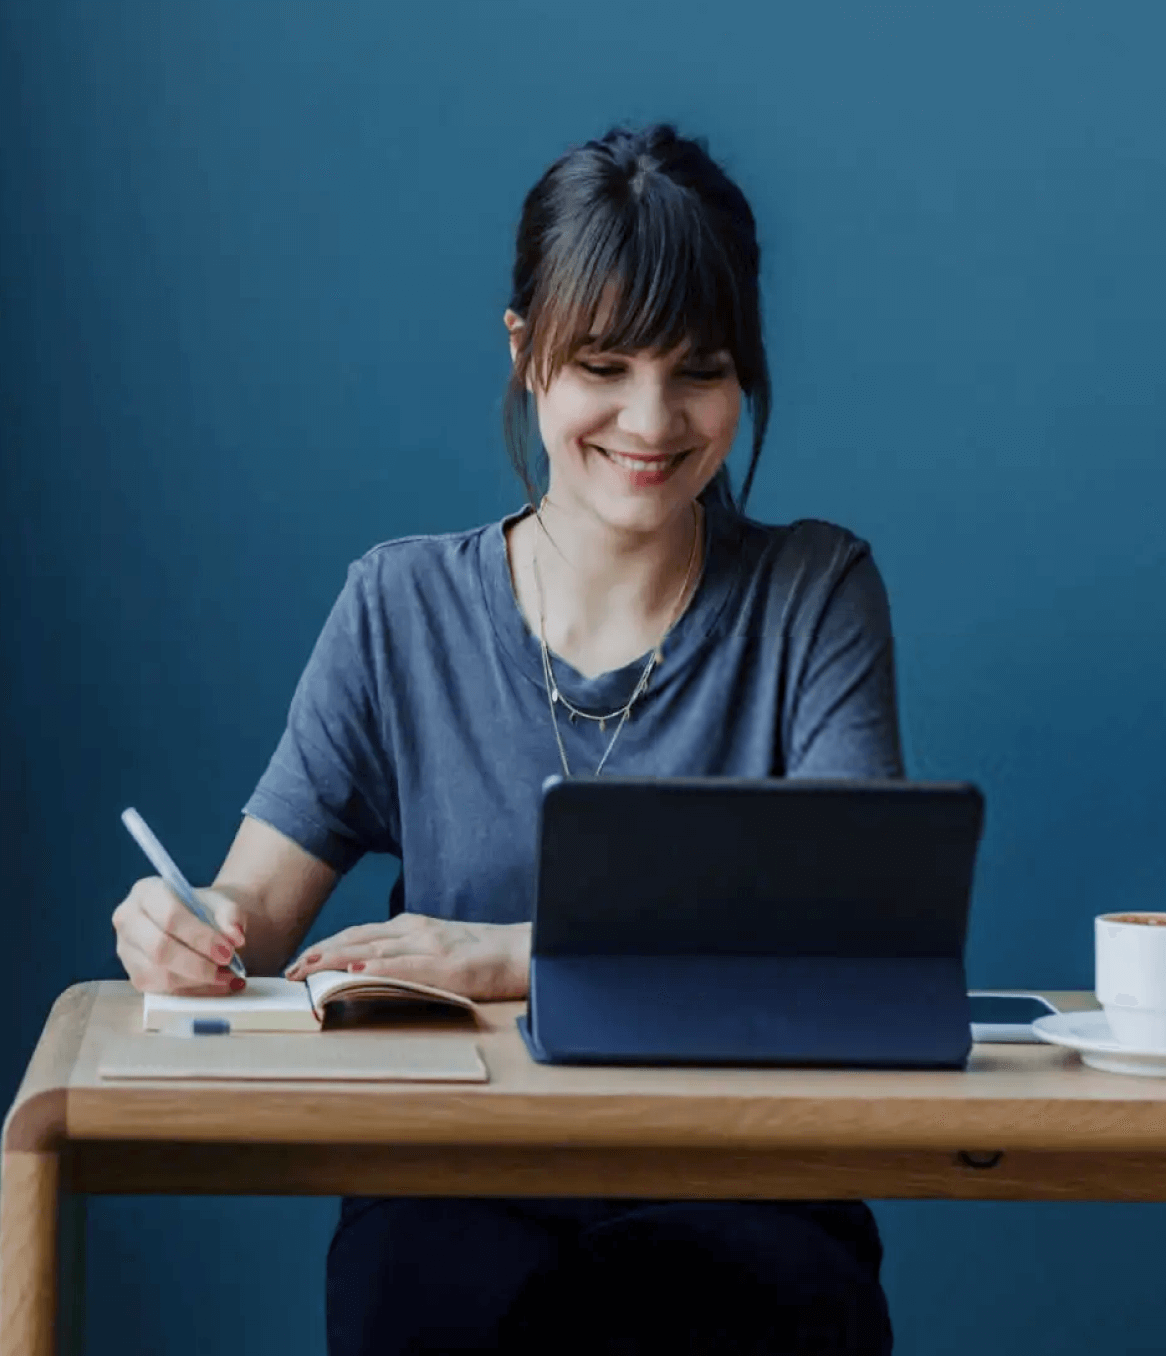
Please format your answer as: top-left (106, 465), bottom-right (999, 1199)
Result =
top-left (0, 1149), bottom-right (60, 1356)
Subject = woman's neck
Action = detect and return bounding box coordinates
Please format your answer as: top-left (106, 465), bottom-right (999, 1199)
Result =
top-left (506, 496), bottom-right (703, 680)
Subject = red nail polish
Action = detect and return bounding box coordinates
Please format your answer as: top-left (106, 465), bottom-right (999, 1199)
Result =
top-left (229, 977), bottom-right (245, 992)
top-left (350, 961), bottom-right (365, 972)
top-left (305, 953), bottom-right (321, 964)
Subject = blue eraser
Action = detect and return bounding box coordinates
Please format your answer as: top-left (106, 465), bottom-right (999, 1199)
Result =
top-left (190, 1018), bottom-right (232, 1036)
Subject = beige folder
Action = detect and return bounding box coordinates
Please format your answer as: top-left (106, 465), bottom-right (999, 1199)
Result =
top-left (98, 1032), bottom-right (488, 1083)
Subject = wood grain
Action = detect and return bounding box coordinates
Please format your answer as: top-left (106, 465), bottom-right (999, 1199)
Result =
top-left (1, 984), bottom-right (97, 1356)
top-left (0, 1152), bottom-right (59, 1356)
top-left (62, 1140), bottom-right (1166, 1202)
top-left (3, 984), bottom-right (97, 1152)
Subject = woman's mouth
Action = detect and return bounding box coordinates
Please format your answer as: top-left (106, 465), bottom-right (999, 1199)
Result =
top-left (591, 445), bottom-right (692, 474)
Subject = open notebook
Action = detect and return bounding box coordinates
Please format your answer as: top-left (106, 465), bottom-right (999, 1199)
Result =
top-left (143, 971), bottom-right (477, 1035)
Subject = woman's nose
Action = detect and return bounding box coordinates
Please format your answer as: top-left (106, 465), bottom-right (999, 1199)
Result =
top-left (616, 377), bottom-right (685, 445)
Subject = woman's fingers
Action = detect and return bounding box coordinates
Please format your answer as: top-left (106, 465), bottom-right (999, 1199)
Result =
top-left (117, 932), bottom-right (241, 995)
top-left (280, 922), bottom-right (523, 998)
top-left (136, 899), bottom-right (230, 980)
top-left (337, 938), bottom-right (432, 964)
top-left (203, 891), bottom-right (247, 951)
top-left (113, 877), bottom-right (244, 993)
top-left (282, 919), bottom-right (528, 1000)
top-left (343, 953), bottom-right (454, 982)
top-left (346, 948), bottom-right (523, 1001)
top-left (139, 881), bottom-right (239, 964)
top-left (286, 939), bottom-right (445, 979)
top-left (285, 923), bottom-right (447, 976)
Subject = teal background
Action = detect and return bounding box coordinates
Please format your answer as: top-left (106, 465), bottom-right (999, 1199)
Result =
top-left (2, 1), bottom-right (1164, 1352)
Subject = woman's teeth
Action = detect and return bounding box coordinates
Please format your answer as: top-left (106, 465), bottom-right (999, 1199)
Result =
top-left (597, 447), bottom-right (687, 470)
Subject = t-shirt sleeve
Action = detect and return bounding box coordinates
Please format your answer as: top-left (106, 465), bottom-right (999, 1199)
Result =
top-left (242, 559), bottom-right (401, 873)
top-left (782, 532), bottom-right (905, 780)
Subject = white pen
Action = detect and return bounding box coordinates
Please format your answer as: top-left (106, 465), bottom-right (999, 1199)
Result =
top-left (120, 807), bottom-right (247, 979)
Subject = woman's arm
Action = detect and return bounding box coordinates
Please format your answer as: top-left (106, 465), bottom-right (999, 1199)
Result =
top-left (210, 816), bottom-right (339, 975)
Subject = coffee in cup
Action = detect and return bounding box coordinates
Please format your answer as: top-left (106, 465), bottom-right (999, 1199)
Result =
top-left (1095, 913), bottom-right (1166, 1050)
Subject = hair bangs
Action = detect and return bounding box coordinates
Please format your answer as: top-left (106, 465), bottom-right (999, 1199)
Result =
top-left (530, 187), bottom-right (739, 388)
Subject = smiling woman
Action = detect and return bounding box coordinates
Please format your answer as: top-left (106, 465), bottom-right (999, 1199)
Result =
top-left (502, 124), bottom-right (769, 512)
top-left (112, 124), bottom-right (900, 1355)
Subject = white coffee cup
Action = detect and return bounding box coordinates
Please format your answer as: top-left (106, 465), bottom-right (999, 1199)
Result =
top-left (1095, 912), bottom-right (1166, 1050)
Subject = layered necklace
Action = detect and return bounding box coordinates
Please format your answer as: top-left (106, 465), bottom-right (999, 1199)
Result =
top-left (531, 499), bottom-right (701, 777)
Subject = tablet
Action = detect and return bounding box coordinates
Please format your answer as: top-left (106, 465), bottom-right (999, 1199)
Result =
top-left (522, 777), bottom-right (986, 1068)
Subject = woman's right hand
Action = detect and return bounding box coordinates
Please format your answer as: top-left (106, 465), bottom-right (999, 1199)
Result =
top-left (112, 878), bottom-right (248, 995)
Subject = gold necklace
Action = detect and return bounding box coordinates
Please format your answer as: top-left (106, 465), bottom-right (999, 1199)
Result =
top-left (531, 500), bottom-right (701, 777)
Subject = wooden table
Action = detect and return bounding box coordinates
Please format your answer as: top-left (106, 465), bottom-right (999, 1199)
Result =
top-left (6, 982), bottom-right (1166, 1356)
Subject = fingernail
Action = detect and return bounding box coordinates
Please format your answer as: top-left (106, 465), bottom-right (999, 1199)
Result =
top-left (349, 961), bottom-right (365, 972)
top-left (304, 953), bottom-right (321, 964)
top-left (213, 943), bottom-right (233, 962)
top-left (229, 977), bottom-right (245, 992)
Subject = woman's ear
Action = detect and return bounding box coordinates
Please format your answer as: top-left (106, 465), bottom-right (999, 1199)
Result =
top-left (503, 308), bottom-right (535, 392)
top-left (503, 308), bottom-right (524, 365)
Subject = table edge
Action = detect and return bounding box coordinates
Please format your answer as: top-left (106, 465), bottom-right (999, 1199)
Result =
top-left (3, 983), bottom-right (99, 1153)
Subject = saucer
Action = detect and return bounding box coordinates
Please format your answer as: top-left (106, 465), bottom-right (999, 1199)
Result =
top-left (1032, 1011), bottom-right (1166, 1077)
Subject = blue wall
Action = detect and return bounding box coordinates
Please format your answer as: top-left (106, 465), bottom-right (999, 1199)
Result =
top-left (2, 2), bottom-right (1164, 1352)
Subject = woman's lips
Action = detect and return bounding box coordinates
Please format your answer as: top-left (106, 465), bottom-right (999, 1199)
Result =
top-left (590, 444), bottom-right (692, 471)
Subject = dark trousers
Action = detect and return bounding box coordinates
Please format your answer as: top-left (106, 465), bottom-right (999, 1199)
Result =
top-left (326, 1196), bottom-right (893, 1355)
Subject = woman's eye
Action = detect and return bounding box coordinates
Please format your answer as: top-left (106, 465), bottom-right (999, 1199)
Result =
top-left (681, 366), bottom-right (729, 382)
top-left (576, 360), bottom-right (730, 382)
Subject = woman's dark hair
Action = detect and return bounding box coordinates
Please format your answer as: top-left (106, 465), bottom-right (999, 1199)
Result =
top-left (504, 124), bottom-right (770, 513)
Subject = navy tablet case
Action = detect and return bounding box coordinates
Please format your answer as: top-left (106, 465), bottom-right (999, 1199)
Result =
top-left (519, 778), bottom-right (984, 1069)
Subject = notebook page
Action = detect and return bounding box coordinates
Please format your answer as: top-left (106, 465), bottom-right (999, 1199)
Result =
top-left (143, 976), bottom-right (315, 1030)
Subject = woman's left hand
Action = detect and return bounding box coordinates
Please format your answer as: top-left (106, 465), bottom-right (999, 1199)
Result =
top-left (283, 915), bottom-right (531, 1001)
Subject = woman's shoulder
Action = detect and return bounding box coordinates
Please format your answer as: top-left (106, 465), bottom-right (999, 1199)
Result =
top-left (356, 518), bottom-right (494, 570)
top-left (332, 513), bottom-right (535, 653)
top-left (711, 505), bottom-right (874, 576)
top-left (341, 518), bottom-right (499, 598)
top-left (706, 507), bottom-right (891, 642)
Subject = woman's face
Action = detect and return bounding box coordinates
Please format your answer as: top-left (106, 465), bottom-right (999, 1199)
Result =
top-left (509, 310), bottom-right (742, 534)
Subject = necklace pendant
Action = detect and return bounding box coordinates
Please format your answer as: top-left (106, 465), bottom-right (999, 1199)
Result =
top-left (598, 717), bottom-right (607, 734)
top-left (569, 711), bottom-right (577, 725)
top-left (550, 686), bottom-right (560, 704)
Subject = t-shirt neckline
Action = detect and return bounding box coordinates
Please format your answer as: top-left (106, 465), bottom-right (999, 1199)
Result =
top-left (478, 499), bottom-right (741, 713)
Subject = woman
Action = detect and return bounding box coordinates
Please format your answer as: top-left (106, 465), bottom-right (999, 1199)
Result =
top-left (113, 124), bottom-right (900, 1354)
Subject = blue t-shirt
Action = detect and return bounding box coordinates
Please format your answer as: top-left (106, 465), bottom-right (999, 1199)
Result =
top-left (243, 500), bottom-right (904, 924)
